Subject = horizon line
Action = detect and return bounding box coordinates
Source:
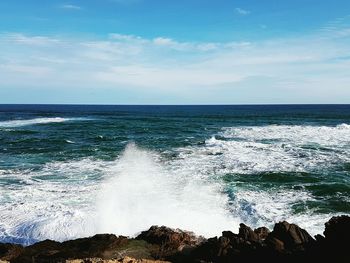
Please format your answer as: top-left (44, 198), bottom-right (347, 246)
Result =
top-left (0, 103), bottom-right (349, 106)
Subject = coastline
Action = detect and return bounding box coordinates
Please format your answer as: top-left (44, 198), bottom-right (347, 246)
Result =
top-left (0, 215), bottom-right (348, 263)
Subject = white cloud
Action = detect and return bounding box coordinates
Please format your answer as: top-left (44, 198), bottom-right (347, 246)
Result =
top-left (1, 18), bottom-right (350, 103)
top-left (95, 66), bottom-right (244, 88)
top-left (109, 33), bottom-right (144, 42)
top-left (5, 33), bottom-right (60, 46)
top-left (153, 37), bottom-right (176, 46)
top-left (235, 8), bottom-right (250, 16)
top-left (60, 4), bottom-right (81, 10)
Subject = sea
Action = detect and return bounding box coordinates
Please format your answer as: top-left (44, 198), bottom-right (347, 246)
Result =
top-left (0, 104), bottom-right (349, 245)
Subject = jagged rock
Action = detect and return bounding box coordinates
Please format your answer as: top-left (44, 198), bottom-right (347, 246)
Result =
top-left (266, 237), bottom-right (285, 252)
top-left (1, 216), bottom-right (350, 263)
top-left (0, 243), bottom-right (23, 261)
top-left (267, 221), bottom-right (314, 251)
top-left (324, 215), bottom-right (350, 245)
top-left (136, 226), bottom-right (203, 259)
top-left (254, 227), bottom-right (270, 240)
top-left (136, 226), bottom-right (202, 249)
top-left (238, 223), bottom-right (259, 242)
top-left (314, 234), bottom-right (325, 242)
top-left (217, 236), bottom-right (232, 257)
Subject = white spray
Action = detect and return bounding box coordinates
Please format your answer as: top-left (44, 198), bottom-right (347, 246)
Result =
top-left (96, 143), bottom-right (237, 237)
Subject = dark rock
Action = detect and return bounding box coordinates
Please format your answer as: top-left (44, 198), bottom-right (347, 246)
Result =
top-left (267, 221), bottom-right (314, 251)
top-left (324, 215), bottom-right (350, 245)
top-left (254, 227), bottom-right (270, 240)
top-left (238, 223), bottom-right (259, 242)
top-left (1, 216), bottom-right (350, 263)
top-left (319, 215), bottom-right (350, 262)
top-left (136, 226), bottom-right (203, 260)
top-left (0, 243), bottom-right (23, 261)
top-left (266, 237), bottom-right (285, 252)
top-left (314, 234), bottom-right (325, 242)
top-left (11, 235), bottom-right (145, 263)
top-left (136, 226), bottom-right (202, 248)
top-left (217, 236), bottom-right (232, 257)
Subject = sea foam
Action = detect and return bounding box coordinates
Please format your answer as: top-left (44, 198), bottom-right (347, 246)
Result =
top-left (96, 143), bottom-right (237, 237)
top-left (0, 117), bottom-right (86, 128)
top-left (0, 123), bottom-right (349, 244)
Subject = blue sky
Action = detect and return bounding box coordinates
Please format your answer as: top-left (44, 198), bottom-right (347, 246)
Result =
top-left (0, 0), bottom-right (350, 104)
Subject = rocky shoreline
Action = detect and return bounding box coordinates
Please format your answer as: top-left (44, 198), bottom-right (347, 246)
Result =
top-left (0, 215), bottom-right (349, 263)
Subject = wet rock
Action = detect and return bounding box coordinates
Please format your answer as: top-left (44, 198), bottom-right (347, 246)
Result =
top-left (136, 226), bottom-right (203, 259)
top-left (238, 223), bottom-right (259, 242)
top-left (254, 227), bottom-right (270, 240)
top-left (319, 215), bottom-right (350, 262)
top-left (267, 221), bottom-right (314, 251)
top-left (1, 216), bottom-right (350, 263)
top-left (266, 237), bottom-right (285, 252)
top-left (136, 226), bottom-right (202, 248)
top-left (0, 243), bottom-right (23, 261)
top-left (217, 236), bottom-right (232, 257)
top-left (324, 215), bottom-right (350, 245)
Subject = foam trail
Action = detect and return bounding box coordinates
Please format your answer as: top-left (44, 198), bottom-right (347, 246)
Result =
top-left (96, 143), bottom-right (237, 237)
top-left (0, 117), bottom-right (86, 128)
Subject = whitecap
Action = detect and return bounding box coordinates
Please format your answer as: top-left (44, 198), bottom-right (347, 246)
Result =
top-left (0, 117), bottom-right (89, 128)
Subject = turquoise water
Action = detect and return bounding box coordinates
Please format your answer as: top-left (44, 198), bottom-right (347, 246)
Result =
top-left (0, 105), bottom-right (349, 245)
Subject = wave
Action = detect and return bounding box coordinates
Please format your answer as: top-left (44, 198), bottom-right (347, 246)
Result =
top-left (96, 143), bottom-right (237, 237)
top-left (0, 123), bottom-right (349, 244)
top-left (181, 123), bottom-right (350, 175)
top-left (0, 117), bottom-right (87, 128)
top-left (0, 144), bottom-right (238, 244)
top-left (220, 123), bottom-right (350, 146)
top-left (0, 158), bottom-right (106, 244)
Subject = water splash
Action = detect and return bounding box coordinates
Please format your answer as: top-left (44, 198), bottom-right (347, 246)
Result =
top-left (96, 143), bottom-right (237, 237)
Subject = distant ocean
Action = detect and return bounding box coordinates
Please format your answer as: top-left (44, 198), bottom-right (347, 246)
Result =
top-left (0, 104), bottom-right (349, 245)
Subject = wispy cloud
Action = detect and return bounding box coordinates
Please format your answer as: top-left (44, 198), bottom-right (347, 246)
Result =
top-left (60, 4), bottom-right (82, 10)
top-left (235, 7), bottom-right (250, 16)
top-left (1, 17), bottom-right (350, 103)
top-left (5, 33), bottom-right (60, 46)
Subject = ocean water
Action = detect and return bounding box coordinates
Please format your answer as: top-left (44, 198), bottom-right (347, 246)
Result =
top-left (0, 104), bottom-right (349, 245)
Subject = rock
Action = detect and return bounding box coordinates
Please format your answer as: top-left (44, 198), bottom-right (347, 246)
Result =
top-left (0, 243), bottom-right (23, 261)
top-left (1, 216), bottom-right (350, 263)
top-left (314, 234), bottom-right (325, 242)
top-left (217, 236), bottom-right (232, 257)
top-left (136, 226), bottom-right (203, 259)
top-left (11, 235), bottom-right (150, 263)
top-left (324, 215), bottom-right (350, 245)
top-left (136, 226), bottom-right (202, 249)
top-left (266, 237), bottom-right (285, 252)
top-left (319, 215), bottom-right (350, 262)
top-left (238, 223), bottom-right (259, 242)
top-left (267, 221), bottom-right (314, 251)
top-left (254, 227), bottom-right (270, 240)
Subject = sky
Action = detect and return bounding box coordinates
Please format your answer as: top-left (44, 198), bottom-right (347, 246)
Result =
top-left (0, 0), bottom-right (350, 104)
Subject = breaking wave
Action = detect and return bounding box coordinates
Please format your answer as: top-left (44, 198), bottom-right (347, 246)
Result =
top-left (0, 117), bottom-right (87, 128)
top-left (0, 123), bottom-right (349, 244)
